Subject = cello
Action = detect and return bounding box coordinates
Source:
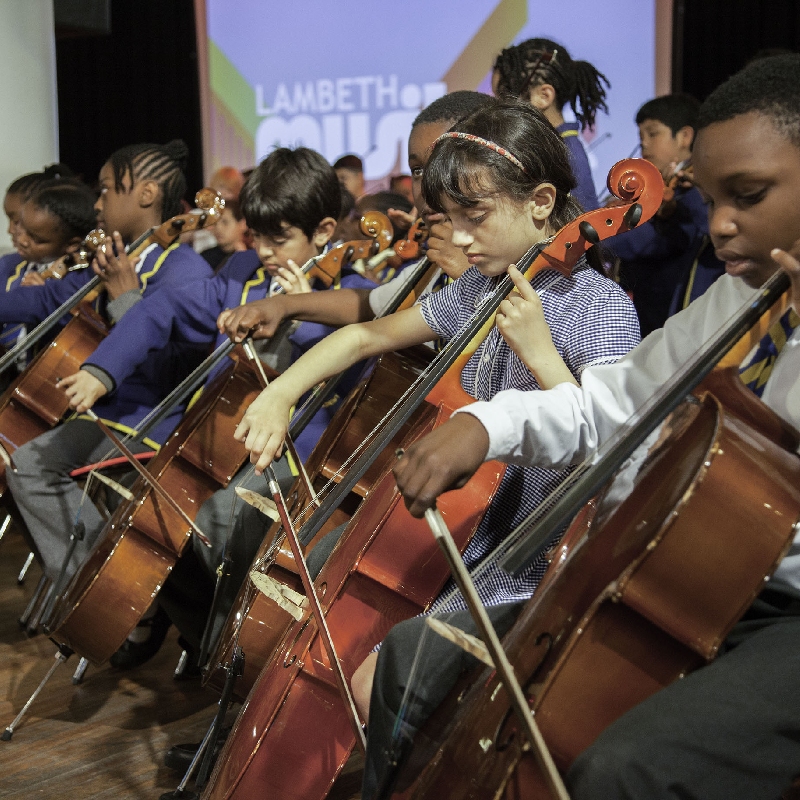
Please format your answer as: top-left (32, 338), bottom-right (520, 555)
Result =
top-left (206, 233), bottom-right (439, 700)
top-left (0, 189), bottom-right (224, 497)
top-left (199, 158), bottom-right (664, 800)
top-left (44, 224), bottom-right (396, 666)
top-left (382, 276), bottom-right (800, 799)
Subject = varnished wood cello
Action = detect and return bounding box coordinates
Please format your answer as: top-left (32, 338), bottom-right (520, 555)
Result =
top-left (44, 225), bottom-right (396, 666)
top-left (0, 189), bottom-right (224, 497)
top-left (383, 270), bottom-right (800, 799)
top-left (206, 228), bottom-right (439, 700)
top-left (199, 158), bottom-right (664, 800)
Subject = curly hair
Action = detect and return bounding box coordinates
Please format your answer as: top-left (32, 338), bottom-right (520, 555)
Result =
top-left (413, 90), bottom-right (494, 128)
top-left (697, 54), bottom-right (800, 147)
top-left (6, 163), bottom-right (75, 200)
top-left (26, 179), bottom-right (98, 240)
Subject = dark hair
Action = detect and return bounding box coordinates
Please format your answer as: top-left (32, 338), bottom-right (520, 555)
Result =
top-left (7, 163), bottom-right (75, 199)
top-left (494, 38), bottom-right (609, 129)
top-left (422, 97), bottom-right (579, 231)
top-left (107, 139), bottom-right (189, 221)
top-left (635, 93), bottom-right (700, 135)
top-left (413, 90), bottom-right (494, 128)
top-left (26, 179), bottom-right (98, 240)
top-left (697, 54), bottom-right (800, 148)
top-left (241, 147), bottom-right (342, 238)
top-left (338, 185), bottom-right (356, 222)
top-left (333, 154), bottom-right (363, 172)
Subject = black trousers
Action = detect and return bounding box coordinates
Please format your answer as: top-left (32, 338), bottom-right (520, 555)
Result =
top-left (567, 590), bottom-right (800, 800)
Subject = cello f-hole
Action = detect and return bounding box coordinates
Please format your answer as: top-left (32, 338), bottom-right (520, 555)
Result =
top-left (493, 707), bottom-right (517, 753)
top-left (283, 615), bottom-right (311, 668)
top-left (528, 631), bottom-right (554, 683)
top-left (492, 631), bottom-right (552, 752)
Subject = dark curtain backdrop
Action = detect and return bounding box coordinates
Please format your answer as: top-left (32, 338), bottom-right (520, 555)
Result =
top-left (676, 0), bottom-right (800, 99)
top-left (55, 0), bottom-right (203, 197)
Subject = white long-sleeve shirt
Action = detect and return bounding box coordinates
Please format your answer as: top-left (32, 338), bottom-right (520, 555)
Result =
top-left (458, 272), bottom-right (800, 595)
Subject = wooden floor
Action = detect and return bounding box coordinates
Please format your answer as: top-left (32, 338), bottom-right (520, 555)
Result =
top-left (0, 525), bottom-right (218, 799)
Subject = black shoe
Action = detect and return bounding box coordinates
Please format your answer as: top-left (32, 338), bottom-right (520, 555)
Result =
top-left (173, 636), bottom-right (203, 681)
top-left (164, 726), bottom-right (230, 773)
top-left (109, 606), bottom-right (171, 670)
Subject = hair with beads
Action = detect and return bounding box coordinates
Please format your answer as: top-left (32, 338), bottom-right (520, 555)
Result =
top-left (697, 53), bottom-right (800, 148)
top-left (26, 178), bottom-right (98, 241)
top-left (494, 38), bottom-right (609, 130)
top-left (241, 147), bottom-right (341, 239)
top-left (107, 140), bottom-right (189, 222)
top-left (422, 97), bottom-right (579, 233)
top-left (7, 163), bottom-right (75, 200)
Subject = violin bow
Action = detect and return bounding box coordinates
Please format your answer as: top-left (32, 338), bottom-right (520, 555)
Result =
top-left (422, 506), bottom-right (570, 800)
top-left (242, 338), bottom-right (320, 507)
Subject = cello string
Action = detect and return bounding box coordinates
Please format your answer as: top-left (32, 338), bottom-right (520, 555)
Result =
top-left (428, 276), bottom-right (778, 613)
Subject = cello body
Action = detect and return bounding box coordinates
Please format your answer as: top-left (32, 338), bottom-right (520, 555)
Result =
top-left (207, 346), bottom-right (435, 700)
top-left (47, 354), bottom-right (269, 664)
top-left (0, 304), bottom-right (108, 495)
top-left (203, 397), bottom-right (504, 800)
top-left (394, 379), bottom-right (800, 800)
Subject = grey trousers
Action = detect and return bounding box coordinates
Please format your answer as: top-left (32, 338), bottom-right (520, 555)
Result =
top-left (6, 418), bottom-right (151, 583)
top-left (362, 603), bottom-right (523, 800)
top-left (157, 457), bottom-right (294, 652)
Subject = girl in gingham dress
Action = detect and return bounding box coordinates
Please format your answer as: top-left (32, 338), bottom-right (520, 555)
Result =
top-left (237, 98), bottom-right (639, 616)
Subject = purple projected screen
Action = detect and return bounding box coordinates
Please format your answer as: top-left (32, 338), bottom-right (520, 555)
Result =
top-left (206, 0), bottom-right (655, 200)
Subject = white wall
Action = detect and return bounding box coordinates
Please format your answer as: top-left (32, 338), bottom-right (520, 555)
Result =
top-left (0, 0), bottom-right (59, 254)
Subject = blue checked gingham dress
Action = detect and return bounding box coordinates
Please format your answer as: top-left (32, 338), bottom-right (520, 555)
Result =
top-left (418, 260), bottom-right (640, 613)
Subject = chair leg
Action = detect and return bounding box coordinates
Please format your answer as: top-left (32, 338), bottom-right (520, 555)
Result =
top-left (17, 551), bottom-right (35, 585)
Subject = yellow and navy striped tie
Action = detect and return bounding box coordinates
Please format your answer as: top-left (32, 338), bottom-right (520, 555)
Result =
top-left (739, 308), bottom-right (800, 397)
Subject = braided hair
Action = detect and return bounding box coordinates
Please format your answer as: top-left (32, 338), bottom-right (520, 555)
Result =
top-left (27, 179), bottom-right (97, 241)
top-left (7, 163), bottom-right (75, 200)
top-left (107, 140), bottom-right (189, 221)
top-left (494, 38), bottom-right (609, 130)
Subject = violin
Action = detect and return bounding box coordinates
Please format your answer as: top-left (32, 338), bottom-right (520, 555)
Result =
top-left (661, 160), bottom-right (693, 204)
top-left (199, 158), bottom-right (664, 800)
top-left (33, 229), bottom-right (106, 282)
top-left (312, 211), bottom-right (394, 286)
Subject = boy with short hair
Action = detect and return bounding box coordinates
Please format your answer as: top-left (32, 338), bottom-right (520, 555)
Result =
top-left (385, 54), bottom-right (800, 799)
top-left (612, 92), bottom-right (725, 336)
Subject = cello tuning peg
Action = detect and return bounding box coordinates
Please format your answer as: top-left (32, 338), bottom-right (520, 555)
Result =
top-left (578, 221), bottom-right (601, 245)
top-left (623, 203), bottom-right (643, 229)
